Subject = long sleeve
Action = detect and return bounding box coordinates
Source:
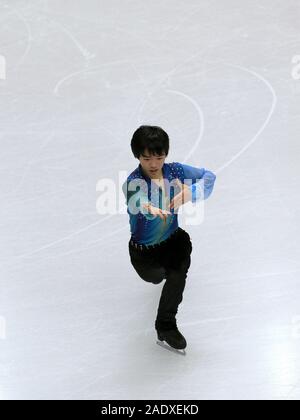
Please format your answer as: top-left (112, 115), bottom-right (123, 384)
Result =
top-left (179, 163), bottom-right (217, 203)
top-left (122, 180), bottom-right (156, 220)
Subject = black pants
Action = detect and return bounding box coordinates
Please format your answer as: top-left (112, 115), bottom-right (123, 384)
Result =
top-left (128, 227), bottom-right (193, 332)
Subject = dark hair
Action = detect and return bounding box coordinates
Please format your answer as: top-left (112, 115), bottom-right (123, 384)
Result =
top-left (131, 125), bottom-right (169, 159)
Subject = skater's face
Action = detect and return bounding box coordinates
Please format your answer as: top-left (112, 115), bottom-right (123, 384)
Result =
top-left (139, 149), bottom-right (167, 179)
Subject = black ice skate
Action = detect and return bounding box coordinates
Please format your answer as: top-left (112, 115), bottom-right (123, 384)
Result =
top-left (156, 327), bottom-right (187, 356)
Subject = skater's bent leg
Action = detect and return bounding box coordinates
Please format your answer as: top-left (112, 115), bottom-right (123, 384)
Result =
top-left (129, 251), bottom-right (166, 284)
top-left (137, 266), bottom-right (166, 284)
top-left (131, 259), bottom-right (166, 284)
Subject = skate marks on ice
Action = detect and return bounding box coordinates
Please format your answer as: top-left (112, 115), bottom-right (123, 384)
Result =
top-left (214, 61), bottom-right (277, 175)
top-left (156, 340), bottom-right (186, 357)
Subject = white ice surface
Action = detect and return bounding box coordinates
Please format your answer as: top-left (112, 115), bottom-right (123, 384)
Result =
top-left (0, 0), bottom-right (300, 400)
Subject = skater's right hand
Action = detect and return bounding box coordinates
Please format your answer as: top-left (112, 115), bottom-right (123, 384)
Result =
top-left (142, 203), bottom-right (172, 223)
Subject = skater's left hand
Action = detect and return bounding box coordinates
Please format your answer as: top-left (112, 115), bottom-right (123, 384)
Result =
top-left (167, 179), bottom-right (192, 212)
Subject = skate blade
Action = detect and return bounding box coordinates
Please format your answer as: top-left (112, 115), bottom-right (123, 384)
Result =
top-left (156, 340), bottom-right (186, 356)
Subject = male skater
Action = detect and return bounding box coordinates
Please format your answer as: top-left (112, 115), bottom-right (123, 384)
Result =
top-left (122, 125), bottom-right (216, 352)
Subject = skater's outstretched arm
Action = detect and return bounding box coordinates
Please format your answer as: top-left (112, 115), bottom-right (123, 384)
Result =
top-left (179, 163), bottom-right (217, 202)
top-left (167, 163), bottom-right (216, 210)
